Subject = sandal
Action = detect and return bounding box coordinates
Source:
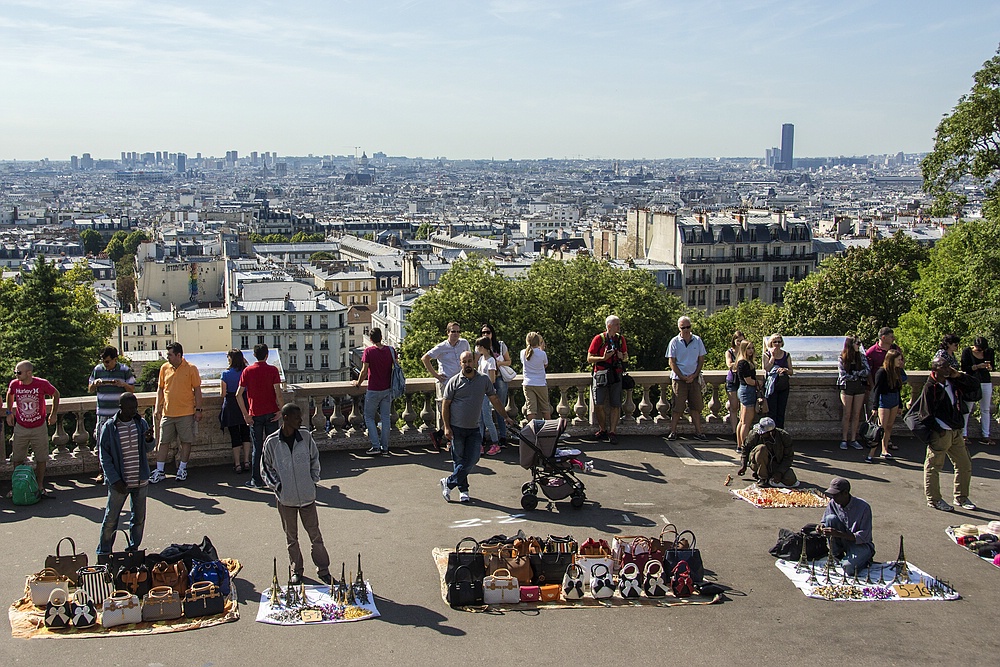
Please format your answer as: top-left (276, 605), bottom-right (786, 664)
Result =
top-left (234, 464), bottom-right (243, 474)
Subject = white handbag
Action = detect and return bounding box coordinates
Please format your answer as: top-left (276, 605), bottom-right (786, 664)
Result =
top-left (101, 590), bottom-right (142, 628)
top-left (498, 364), bottom-right (517, 382)
top-left (575, 554), bottom-right (614, 586)
top-left (483, 568), bottom-right (520, 605)
top-left (27, 568), bottom-right (72, 607)
top-left (643, 560), bottom-right (669, 598)
top-left (617, 562), bottom-right (643, 599)
top-left (561, 563), bottom-right (585, 600)
top-left (589, 563), bottom-right (615, 600)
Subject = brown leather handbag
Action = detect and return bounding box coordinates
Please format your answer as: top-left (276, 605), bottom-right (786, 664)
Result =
top-left (486, 546), bottom-right (533, 585)
top-left (151, 561), bottom-right (189, 595)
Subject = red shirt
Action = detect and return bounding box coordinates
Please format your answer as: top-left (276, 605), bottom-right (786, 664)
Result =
top-left (362, 345), bottom-right (394, 392)
top-left (239, 362), bottom-right (281, 416)
top-left (8, 378), bottom-right (57, 429)
top-left (588, 332), bottom-right (628, 372)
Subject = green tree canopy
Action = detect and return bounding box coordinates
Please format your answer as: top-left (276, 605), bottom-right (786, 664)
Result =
top-left (290, 231), bottom-right (325, 243)
top-left (106, 237), bottom-right (126, 263)
top-left (123, 230), bottom-right (149, 255)
top-left (137, 359), bottom-right (167, 392)
top-left (415, 222), bottom-right (434, 240)
top-left (0, 256), bottom-right (118, 396)
top-left (310, 251), bottom-right (337, 262)
top-left (696, 299), bottom-right (783, 369)
top-left (922, 43), bottom-right (1000, 220)
top-left (80, 229), bottom-right (104, 255)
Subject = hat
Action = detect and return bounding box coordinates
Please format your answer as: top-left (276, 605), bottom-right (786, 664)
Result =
top-left (955, 524), bottom-right (980, 538)
top-left (977, 520), bottom-right (1000, 536)
top-left (823, 477), bottom-right (851, 496)
top-left (756, 417), bottom-right (775, 433)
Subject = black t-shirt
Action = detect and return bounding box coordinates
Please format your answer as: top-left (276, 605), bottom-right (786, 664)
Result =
top-left (737, 360), bottom-right (756, 386)
top-left (960, 347), bottom-right (994, 384)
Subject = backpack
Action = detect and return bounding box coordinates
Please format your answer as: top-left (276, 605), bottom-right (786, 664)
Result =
top-left (670, 560), bottom-right (695, 598)
top-left (389, 347), bottom-right (406, 400)
top-left (11, 464), bottom-right (40, 506)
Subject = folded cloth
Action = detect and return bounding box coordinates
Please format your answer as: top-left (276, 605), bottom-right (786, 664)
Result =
top-left (555, 448), bottom-right (581, 457)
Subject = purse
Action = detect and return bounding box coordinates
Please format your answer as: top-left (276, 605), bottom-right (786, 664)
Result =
top-left (663, 530), bottom-right (705, 583)
top-left (610, 534), bottom-right (646, 572)
top-left (151, 561), bottom-right (189, 595)
top-left (104, 529), bottom-right (146, 573)
top-left (621, 536), bottom-right (663, 573)
top-left (519, 585), bottom-right (540, 603)
top-left (539, 584), bottom-right (561, 602)
top-left (576, 538), bottom-right (614, 585)
top-left (529, 551), bottom-right (574, 585)
top-left (589, 563), bottom-right (615, 600)
top-left (77, 565), bottom-right (115, 606)
top-left (593, 369), bottom-right (610, 387)
top-left (859, 416), bottom-right (885, 446)
top-left (499, 364), bottom-right (517, 382)
top-left (183, 581), bottom-right (226, 618)
top-left (561, 563), bottom-right (586, 600)
top-left (650, 524), bottom-right (679, 553)
top-left (446, 566), bottom-right (484, 607)
top-left (756, 396), bottom-right (769, 414)
top-left (45, 537), bottom-right (89, 584)
top-left (544, 535), bottom-right (578, 554)
top-left (27, 568), bottom-right (72, 607)
top-left (101, 590), bottom-right (142, 628)
top-left (142, 586), bottom-right (183, 622)
top-left (189, 559), bottom-right (232, 597)
top-left (671, 561), bottom-right (695, 598)
top-left (618, 562), bottom-right (643, 599)
top-left (643, 560), bottom-right (669, 598)
top-left (44, 587), bottom-right (72, 629)
top-left (116, 564), bottom-right (152, 598)
top-left (485, 546), bottom-right (533, 585)
top-left (70, 589), bottom-right (98, 628)
top-left (445, 537), bottom-right (486, 585)
top-left (483, 568), bottom-right (520, 605)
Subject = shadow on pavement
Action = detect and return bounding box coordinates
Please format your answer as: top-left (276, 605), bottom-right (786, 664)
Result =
top-left (373, 595), bottom-right (466, 636)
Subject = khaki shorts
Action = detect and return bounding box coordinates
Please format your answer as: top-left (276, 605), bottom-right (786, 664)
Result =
top-left (523, 385), bottom-right (551, 417)
top-left (672, 379), bottom-right (704, 415)
top-left (159, 414), bottom-right (196, 445)
top-left (12, 423), bottom-right (50, 461)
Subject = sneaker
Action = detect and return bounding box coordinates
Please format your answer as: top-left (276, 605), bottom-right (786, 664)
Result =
top-left (245, 480), bottom-right (262, 489)
top-left (608, 433), bottom-right (618, 445)
top-left (459, 492), bottom-right (471, 503)
top-left (667, 432), bottom-right (678, 441)
top-left (839, 441), bottom-right (848, 450)
top-left (380, 448), bottom-right (390, 455)
top-left (928, 499), bottom-right (954, 512)
top-left (318, 572), bottom-right (332, 585)
top-left (849, 440), bottom-right (864, 450)
top-left (693, 433), bottom-right (708, 441)
top-left (486, 443), bottom-right (501, 456)
top-left (955, 497), bottom-right (978, 510)
top-left (175, 468), bottom-right (188, 482)
top-left (440, 477), bottom-right (452, 502)
top-left (594, 430), bottom-right (608, 441)
top-left (865, 455), bottom-right (875, 463)
top-left (881, 453), bottom-right (894, 461)
top-left (149, 470), bottom-right (166, 484)
top-left (365, 447), bottom-right (382, 456)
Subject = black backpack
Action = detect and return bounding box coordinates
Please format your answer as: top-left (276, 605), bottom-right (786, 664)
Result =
top-left (769, 523), bottom-right (829, 561)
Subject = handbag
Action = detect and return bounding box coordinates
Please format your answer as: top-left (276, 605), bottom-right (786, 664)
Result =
top-left (520, 585), bottom-right (540, 603)
top-left (445, 537), bottom-right (486, 585)
top-left (77, 565), bottom-right (115, 606)
top-left (44, 587), bottom-right (72, 629)
top-left (663, 530), bottom-right (705, 583)
top-left (859, 415), bottom-right (885, 446)
top-left (151, 561), bottom-right (189, 595)
top-left (483, 568), bottom-right (520, 605)
top-left (621, 372), bottom-right (636, 391)
top-left (141, 586), bottom-right (183, 622)
top-left (70, 589), bottom-right (98, 628)
top-left (621, 536), bottom-right (663, 573)
top-left (576, 538), bottom-right (614, 585)
top-left (189, 559), bottom-right (232, 597)
top-left (390, 346), bottom-right (406, 399)
top-left (27, 568), bottom-right (72, 607)
top-left (485, 546), bottom-right (533, 585)
top-left (671, 561), bottom-right (695, 598)
top-left (618, 562), bottom-right (643, 599)
top-left (589, 563), bottom-right (615, 600)
top-left (101, 590), bottom-right (142, 628)
top-left (45, 537), bottom-right (89, 584)
top-left (115, 564), bottom-right (152, 598)
top-left (610, 533), bottom-right (647, 570)
top-left (499, 363), bottom-right (517, 382)
top-left (593, 369), bottom-right (610, 387)
top-left (545, 535), bottom-right (578, 554)
top-left (903, 390), bottom-right (932, 444)
top-left (104, 530), bottom-right (146, 573)
top-left (561, 563), bottom-right (586, 600)
top-left (756, 396), bottom-right (769, 414)
top-left (183, 581), bottom-right (226, 618)
top-left (650, 524), bottom-right (679, 553)
top-left (539, 584), bottom-right (561, 602)
top-left (529, 551), bottom-right (574, 585)
top-left (643, 560), bottom-right (669, 598)
top-left (446, 566), bottom-right (484, 607)
top-left (146, 536), bottom-right (219, 571)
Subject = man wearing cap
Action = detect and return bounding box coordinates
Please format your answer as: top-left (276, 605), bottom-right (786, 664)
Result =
top-left (736, 417), bottom-right (797, 488)
top-left (819, 477), bottom-right (875, 575)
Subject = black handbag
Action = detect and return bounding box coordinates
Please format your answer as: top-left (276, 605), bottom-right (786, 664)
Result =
top-left (445, 537), bottom-right (486, 585)
top-left (183, 581), bottom-right (226, 618)
top-left (662, 530), bottom-right (705, 583)
top-left (859, 416), bottom-right (885, 446)
top-left (115, 563), bottom-right (152, 598)
top-left (102, 530), bottom-right (146, 572)
top-left (45, 537), bottom-right (89, 585)
top-left (529, 552), bottom-right (574, 585)
top-left (146, 536), bottom-right (219, 571)
top-left (769, 525), bottom-right (829, 561)
top-left (446, 566), bottom-right (484, 607)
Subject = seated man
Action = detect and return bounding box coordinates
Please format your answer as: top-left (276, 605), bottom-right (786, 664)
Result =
top-left (737, 417), bottom-right (797, 488)
top-left (818, 477), bottom-right (875, 575)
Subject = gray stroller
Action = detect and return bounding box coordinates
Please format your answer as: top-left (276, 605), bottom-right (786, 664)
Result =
top-left (518, 418), bottom-right (587, 510)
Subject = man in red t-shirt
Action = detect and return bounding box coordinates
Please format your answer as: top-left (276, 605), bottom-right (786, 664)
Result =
top-left (354, 327), bottom-right (395, 456)
top-left (6, 360), bottom-right (60, 497)
top-left (586, 315), bottom-right (628, 445)
top-left (237, 344), bottom-right (283, 488)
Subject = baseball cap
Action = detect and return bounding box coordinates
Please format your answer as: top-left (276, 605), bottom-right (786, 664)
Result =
top-left (824, 477), bottom-right (851, 496)
top-left (756, 417), bottom-right (775, 433)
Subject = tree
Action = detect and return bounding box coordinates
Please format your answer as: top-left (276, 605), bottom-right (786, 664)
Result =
top-left (697, 299), bottom-right (783, 369)
top-left (290, 231), bottom-right (324, 243)
top-left (80, 229), bottom-right (104, 255)
top-left (415, 222), bottom-right (434, 240)
top-left (310, 251), bottom-right (337, 262)
top-left (137, 359), bottom-right (166, 392)
top-left (123, 230), bottom-right (149, 255)
top-left (922, 43), bottom-right (1000, 220)
top-left (0, 256), bottom-right (118, 396)
top-left (106, 237), bottom-right (126, 263)
top-left (779, 232), bottom-right (929, 343)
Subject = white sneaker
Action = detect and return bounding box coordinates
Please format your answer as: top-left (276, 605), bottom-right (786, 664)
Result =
top-left (176, 468), bottom-right (188, 482)
top-left (440, 477), bottom-right (452, 502)
top-left (149, 470), bottom-right (166, 484)
top-left (459, 492), bottom-right (471, 503)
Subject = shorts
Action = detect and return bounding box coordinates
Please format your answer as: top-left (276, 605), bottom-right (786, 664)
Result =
top-left (523, 385), bottom-right (551, 416)
top-left (12, 423), bottom-right (49, 461)
top-left (840, 382), bottom-right (867, 396)
top-left (672, 379), bottom-right (704, 415)
top-left (593, 377), bottom-right (623, 409)
top-left (725, 380), bottom-right (739, 393)
top-left (159, 414), bottom-right (196, 445)
top-left (737, 385), bottom-right (757, 407)
top-left (877, 393), bottom-right (901, 410)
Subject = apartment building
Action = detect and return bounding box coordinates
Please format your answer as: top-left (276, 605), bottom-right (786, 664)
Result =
top-left (120, 307), bottom-right (231, 354)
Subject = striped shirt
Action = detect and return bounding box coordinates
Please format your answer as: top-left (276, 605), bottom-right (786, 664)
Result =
top-left (117, 420), bottom-right (144, 489)
top-left (89, 363), bottom-right (136, 418)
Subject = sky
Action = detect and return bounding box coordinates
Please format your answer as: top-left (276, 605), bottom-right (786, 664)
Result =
top-left (2, 0), bottom-right (999, 160)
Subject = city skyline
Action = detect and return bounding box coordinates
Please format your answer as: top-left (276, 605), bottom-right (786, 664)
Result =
top-left (2, 1), bottom-right (999, 161)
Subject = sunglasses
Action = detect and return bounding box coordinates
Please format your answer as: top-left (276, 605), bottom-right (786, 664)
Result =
top-left (680, 325), bottom-right (691, 330)
top-left (449, 329), bottom-right (461, 334)
top-left (15, 370), bottom-right (25, 375)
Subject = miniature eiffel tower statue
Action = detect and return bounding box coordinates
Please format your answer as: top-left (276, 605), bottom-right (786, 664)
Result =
top-left (284, 565), bottom-right (299, 607)
top-left (851, 566), bottom-right (861, 586)
top-left (839, 564), bottom-right (849, 585)
top-left (347, 570), bottom-right (357, 605)
top-left (823, 538), bottom-right (834, 584)
top-left (864, 564), bottom-right (873, 585)
top-left (892, 535), bottom-right (909, 583)
top-left (327, 569), bottom-right (340, 598)
top-left (267, 557), bottom-right (283, 606)
top-left (806, 558), bottom-right (819, 585)
top-left (333, 562), bottom-right (348, 604)
top-left (794, 542), bottom-right (810, 573)
top-left (877, 563), bottom-right (886, 585)
top-left (352, 553), bottom-right (369, 605)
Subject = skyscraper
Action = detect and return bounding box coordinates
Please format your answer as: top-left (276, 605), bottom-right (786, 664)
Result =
top-left (779, 123), bottom-right (794, 170)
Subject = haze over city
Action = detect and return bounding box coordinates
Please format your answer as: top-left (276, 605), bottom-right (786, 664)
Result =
top-left (2, 0), bottom-right (999, 160)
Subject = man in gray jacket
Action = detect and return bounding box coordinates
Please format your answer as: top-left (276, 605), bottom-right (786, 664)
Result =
top-left (261, 403), bottom-right (331, 585)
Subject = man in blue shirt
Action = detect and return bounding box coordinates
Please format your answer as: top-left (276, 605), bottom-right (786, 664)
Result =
top-left (819, 477), bottom-right (875, 575)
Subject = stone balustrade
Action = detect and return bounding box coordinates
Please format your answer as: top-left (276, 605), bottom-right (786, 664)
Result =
top-left (0, 370), bottom-right (988, 481)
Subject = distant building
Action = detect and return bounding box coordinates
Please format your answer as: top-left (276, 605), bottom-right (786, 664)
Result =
top-left (371, 290), bottom-right (423, 349)
top-left (779, 123), bottom-right (794, 170)
top-left (121, 306), bottom-right (231, 355)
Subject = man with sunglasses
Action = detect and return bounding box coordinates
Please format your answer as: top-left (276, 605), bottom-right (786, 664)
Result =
top-left (6, 361), bottom-right (60, 498)
top-left (421, 322), bottom-right (470, 434)
top-left (666, 316), bottom-right (707, 441)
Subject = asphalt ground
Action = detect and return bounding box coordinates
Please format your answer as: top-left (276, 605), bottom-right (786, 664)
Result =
top-left (1, 433), bottom-right (998, 667)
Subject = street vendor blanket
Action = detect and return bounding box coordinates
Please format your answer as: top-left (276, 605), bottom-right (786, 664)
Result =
top-left (775, 557), bottom-right (959, 601)
top-left (945, 526), bottom-right (1000, 569)
top-left (255, 584), bottom-right (379, 625)
top-left (732, 484), bottom-right (826, 508)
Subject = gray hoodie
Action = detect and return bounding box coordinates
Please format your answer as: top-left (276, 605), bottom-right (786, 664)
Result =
top-left (261, 428), bottom-right (321, 507)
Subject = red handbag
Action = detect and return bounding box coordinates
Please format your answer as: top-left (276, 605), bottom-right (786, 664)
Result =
top-left (621, 537), bottom-right (663, 572)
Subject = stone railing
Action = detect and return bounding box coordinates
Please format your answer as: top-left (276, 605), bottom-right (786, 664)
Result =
top-left (0, 370), bottom-right (983, 481)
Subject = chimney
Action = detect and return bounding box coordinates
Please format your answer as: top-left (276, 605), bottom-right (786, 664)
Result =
top-left (700, 212), bottom-right (709, 233)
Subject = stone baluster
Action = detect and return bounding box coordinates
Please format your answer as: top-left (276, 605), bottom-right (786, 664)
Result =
top-left (389, 396), bottom-right (400, 435)
top-left (400, 393), bottom-right (418, 434)
top-left (51, 414), bottom-right (71, 451)
top-left (347, 394), bottom-right (365, 436)
top-left (705, 380), bottom-right (721, 423)
top-left (72, 411), bottom-right (91, 450)
top-left (556, 386), bottom-right (572, 419)
top-left (311, 397), bottom-right (327, 434)
top-left (573, 385), bottom-right (588, 425)
top-left (504, 391), bottom-right (518, 421)
top-left (419, 392), bottom-right (435, 432)
top-left (637, 384), bottom-right (654, 423)
top-left (621, 385), bottom-right (637, 424)
top-left (329, 396), bottom-right (347, 435)
top-left (655, 382), bottom-right (672, 424)
top-left (905, 377), bottom-right (923, 411)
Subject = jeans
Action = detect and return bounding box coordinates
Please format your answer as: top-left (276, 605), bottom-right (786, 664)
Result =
top-left (963, 382), bottom-right (993, 438)
top-left (446, 425), bottom-right (482, 493)
top-left (364, 388), bottom-right (393, 452)
top-left (821, 515), bottom-right (875, 575)
top-left (494, 376), bottom-right (509, 440)
top-left (480, 396), bottom-right (499, 443)
top-left (250, 413), bottom-right (279, 485)
top-left (97, 485), bottom-right (148, 556)
top-left (767, 389), bottom-right (789, 429)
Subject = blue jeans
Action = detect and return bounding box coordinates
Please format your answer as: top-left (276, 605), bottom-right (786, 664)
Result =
top-left (821, 515), bottom-right (875, 575)
top-left (480, 396), bottom-right (498, 443)
top-left (494, 377), bottom-right (509, 440)
top-left (364, 388), bottom-right (392, 452)
top-left (446, 426), bottom-right (482, 493)
top-left (250, 413), bottom-right (279, 485)
top-left (97, 485), bottom-right (147, 556)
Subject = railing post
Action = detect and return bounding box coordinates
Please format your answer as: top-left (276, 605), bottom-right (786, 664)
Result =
top-left (637, 384), bottom-right (654, 423)
top-left (655, 382), bottom-right (672, 424)
top-left (573, 385), bottom-right (588, 425)
top-left (705, 380), bottom-right (722, 423)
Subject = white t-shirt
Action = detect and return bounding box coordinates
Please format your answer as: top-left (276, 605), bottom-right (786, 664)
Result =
top-left (520, 348), bottom-right (548, 387)
top-left (478, 354), bottom-right (497, 380)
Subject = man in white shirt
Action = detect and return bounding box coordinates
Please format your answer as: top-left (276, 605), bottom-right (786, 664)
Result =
top-left (421, 322), bottom-right (471, 432)
top-left (666, 316), bottom-right (707, 441)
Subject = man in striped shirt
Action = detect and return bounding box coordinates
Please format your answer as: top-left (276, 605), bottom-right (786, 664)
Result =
top-left (88, 346), bottom-right (136, 483)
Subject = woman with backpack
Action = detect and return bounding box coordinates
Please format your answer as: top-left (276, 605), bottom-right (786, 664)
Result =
top-left (762, 333), bottom-right (793, 429)
top-left (837, 336), bottom-right (870, 451)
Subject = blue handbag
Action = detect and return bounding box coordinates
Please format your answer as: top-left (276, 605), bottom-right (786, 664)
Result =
top-left (188, 560), bottom-right (231, 597)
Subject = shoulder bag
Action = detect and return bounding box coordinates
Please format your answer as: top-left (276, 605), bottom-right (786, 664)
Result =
top-left (499, 362), bottom-right (517, 382)
top-left (77, 565), bottom-right (115, 606)
top-left (539, 584), bottom-right (561, 602)
top-left (485, 546), bottom-right (533, 585)
top-left (529, 551), bottom-right (574, 585)
top-left (183, 581), bottom-right (226, 618)
top-left (643, 560), bottom-right (669, 598)
top-left (141, 586), bottom-right (183, 622)
top-left (45, 537), bottom-right (89, 585)
top-left (561, 563), bottom-right (585, 600)
top-left (445, 537), bottom-right (486, 585)
top-left (446, 566), bottom-right (484, 607)
top-left (101, 590), bottom-right (142, 627)
top-left (44, 587), bottom-right (72, 629)
top-left (70, 589), bottom-right (98, 628)
top-left (617, 562), bottom-right (643, 599)
top-left (519, 585), bottom-right (540, 602)
top-left (663, 530), bottom-right (705, 583)
top-left (151, 561), bottom-right (189, 595)
top-left (859, 413), bottom-right (885, 447)
top-left (544, 535), bottom-right (578, 554)
top-left (115, 563), bottom-right (152, 598)
top-left (483, 568), bottom-right (520, 605)
top-left (589, 563), bottom-right (615, 600)
top-left (389, 346), bottom-right (406, 399)
top-left (189, 560), bottom-right (232, 597)
top-left (27, 568), bottom-right (71, 607)
top-left (903, 388), bottom-right (932, 444)
top-left (104, 530), bottom-right (146, 573)
top-left (671, 561), bottom-right (695, 598)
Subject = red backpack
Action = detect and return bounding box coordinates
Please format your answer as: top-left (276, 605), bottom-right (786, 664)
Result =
top-left (671, 560), bottom-right (695, 598)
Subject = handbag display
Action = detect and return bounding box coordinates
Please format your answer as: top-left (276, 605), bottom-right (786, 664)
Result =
top-left (485, 546), bottom-right (533, 585)
top-left (115, 564), bottom-right (152, 598)
top-left (529, 551), bottom-right (574, 585)
top-left (77, 565), bottom-right (115, 606)
top-left (539, 584), bottom-right (561, 602)
top-left (44, 587), bottom-right (72, 629)
top-left (151, 561), bottom-right (189, 595)
top-left (27, 568), bottom-right (72, 607)
top-left (445, 537), bottom-right (486, 585)
top-left (189, 559), bottom-right (232, 597)
top-left (104, 530), bottom-right (146, 573)
top-left (70, 589), bottom-right (98, 628)
top-left (618, 562), bottom-right (643, 599)
top-left (663, 530), bottom-right (705, 583)
top-left (561, 563), bottom-right (585, 601)
top-left (482, 568), bottom-right (520, 605)
top-left (642, 560), bottom-right (669, 598)
top-left (141, 586), bottom-right (183, 622)
top-left (519, 585), bottom-right (541, 603)
top-left (184, 581), bottom-right (226, 618)
top-left (589, 563), bottom-right (615, 600)
top-left (101, 590), bottom-right (142, 628)
top-left (671, 561), bottom-right (695, 598)
top-left (446, 566), bottom-right (484, 607)
top-left (45, 537), bottom-right (89, 585)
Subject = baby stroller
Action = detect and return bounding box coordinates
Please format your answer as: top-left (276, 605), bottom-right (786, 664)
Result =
top-left (518, 418), bottom-right (587, 510)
